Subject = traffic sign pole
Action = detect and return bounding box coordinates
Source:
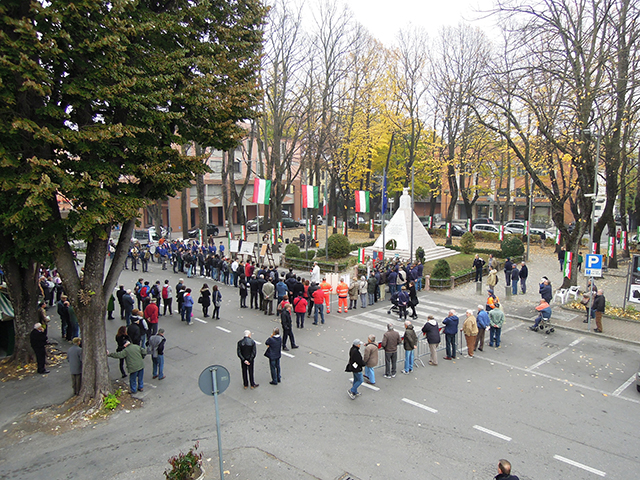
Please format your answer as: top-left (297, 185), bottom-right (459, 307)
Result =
top-left (212, 368), bottom-right (224, 480)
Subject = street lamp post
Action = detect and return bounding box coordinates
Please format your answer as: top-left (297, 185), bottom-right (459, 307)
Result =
top-left (583, 128), bottom-right (601, 333)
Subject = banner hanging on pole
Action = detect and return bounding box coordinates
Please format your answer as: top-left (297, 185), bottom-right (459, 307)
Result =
top-left (302, 185), bottom-right (319, 209)
top-left (358, 247), bottom-right (365, 263)
top-left (563, 251), bottom-right (573, 278)
top-left (252, 178), bottom-right (271, 205)
top-left (355, 191), bottom-right (370, 213)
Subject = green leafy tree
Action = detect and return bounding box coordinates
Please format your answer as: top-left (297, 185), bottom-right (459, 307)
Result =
top-left (460, 231), bottom-right (476, 254)
top-left (327, 234), bottom-right (351, 258)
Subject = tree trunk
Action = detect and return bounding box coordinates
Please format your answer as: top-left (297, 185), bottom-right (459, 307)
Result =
top-left (181, 186), bottom-right (189, 236)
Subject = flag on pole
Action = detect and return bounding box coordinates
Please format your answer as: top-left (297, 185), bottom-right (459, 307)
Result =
top-left (241, 225), bottom-right (247, 241)
top-left (607, 237), bottom-right (614, 258)
top-left (270, 228), bottom-right (276, 245)
top-left (252, 178), bottom-right (271, 205)
top-left (355, 190), bottom-right (370, 213)
top-left (592, 242), bottom-right (598, 254)
top-left (370, 219), bottom-right (374, 233)
top-left (524, 220), bottom-right (530, 235)
top-left (358, 247), bottom-right (365, 263)
top-left (621, 231), bottom-right (628, 250)
top-left (323, 194), bottom-right (327, 216)
top-left (428, 216), bottom-right (433, 229)
top-left (302, 185), bottom-right (319, 209)
top-left (342, 222), bottom-right (347, 235)
top-left (333, 217), bottom-right (337, 229)
top-left (312, 224), bottom-right (317, 240)
top-left (499, 225), bottom-right (505, 241)
top-left (563, 251), bottom-right (573, 278)
top-left (277, 222), bottom-right (283, 237)
top-left (556, 232), bottom-right (561, 245)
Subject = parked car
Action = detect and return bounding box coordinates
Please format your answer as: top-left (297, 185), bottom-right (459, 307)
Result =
top-left (472, 224), bottom-right (501, 234)
top-left (438, 224), bottom-right (466, 236)
top-left (247, 216), bottom-right (268, 231)
top-left (132, 229), bottom-right (160, 245)
top-left (472, 217), bottom-right (494, 226)
top-left (504, 221), bottom-right (526, 234)
top-left (298, 215), bottom-right (324, 226)
top-left (187, 224), bottom-right (219, 238)
top-left (280, 217), bottom-right (299, 228)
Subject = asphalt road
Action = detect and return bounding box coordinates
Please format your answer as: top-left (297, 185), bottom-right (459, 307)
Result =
top-left (1, 258), bottom-right (639, 479)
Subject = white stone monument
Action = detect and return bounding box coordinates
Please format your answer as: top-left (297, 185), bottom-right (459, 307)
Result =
top-left (363, 188), bottom-right (458, 262)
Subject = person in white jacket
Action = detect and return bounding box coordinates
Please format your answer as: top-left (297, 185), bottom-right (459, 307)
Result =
top-left (310, 262), bottom-right (320, 284)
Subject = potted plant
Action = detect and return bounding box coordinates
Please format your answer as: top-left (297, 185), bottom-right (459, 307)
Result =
top-left (164, 442), bottom-right (204, 480)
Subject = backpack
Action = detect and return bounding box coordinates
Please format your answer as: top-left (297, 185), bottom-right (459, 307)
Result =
top-left (162, 285), bottom-right (169, 299)
top-left (150, 285), bottom-right (159, 297)
top-left (140, 285), bottom-right (149, 298)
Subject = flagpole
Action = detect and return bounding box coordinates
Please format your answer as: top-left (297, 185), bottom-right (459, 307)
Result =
top-left (325, 184), bottom-right (329, 261)
top-left (304, 179), bottom-right (308, 262)
top-left (410, 165), bottom-right (415, 264)
top-left (382, 167), bottom-right (386, 263)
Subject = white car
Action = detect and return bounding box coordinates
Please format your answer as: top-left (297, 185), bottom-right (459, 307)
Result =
top-left (298, 215), bottom-right (324, 226)
top-left (472, 224), bottom-right (501, 234)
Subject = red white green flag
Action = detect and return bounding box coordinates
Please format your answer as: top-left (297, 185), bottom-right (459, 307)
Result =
top-left (556, 232), bottom-right (561, 245)
top-left (524, 220), bottom-right (530, 235)
top-left (370, 219), bottom-right (374, 233)
top-left (241, 225), bottom-right (247, 241)
top-left (499, 225), bottom-right (505, 241)
top-left (270, 228), bottom-right (276, 245)
top-left (277, 222), bottom-right (283, 237)
top-left (302, 185), bottom-right (319, 209)
top-left (358, 247), bottom-right (365, 263)
top-left (312, 224), bottom-right (317, 240)
top-left (446, 223), bottom-right (451, 237)
top-left (355, 190), bottom-right (370, 213)
top-left (563, 251), bottom-right (573, 278)
top-left (592, 242), bottom-right (598, 254)
top-left (252, 178), bottom-right (271, 205)
top-left (323, 195), bottom-right (327, 216)
top-left (621, 231), bottom-right (628, 250)
top-left (333, 217), bottom-right (337, 229)
top-left (607, 237), bottom-right (614, 257)
top-left (342, 223), bottom-right (347, 235)
top-left (428, 216), bottom-right (433, 229)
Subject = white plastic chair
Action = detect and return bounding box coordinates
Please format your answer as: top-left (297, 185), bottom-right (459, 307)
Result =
top-left (554, 288), bottom-right (569, 304)
top-left (567, 285), bottom-right (581, 301)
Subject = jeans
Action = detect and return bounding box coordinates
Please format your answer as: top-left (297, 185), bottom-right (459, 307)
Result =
top-left (368, 293), bottom-right (375, 305)
top-left (182, 306), bottom-right (192, 323)
top-left (152, 355), bottom-right (164, 378)
top-left (384, 351), bottom-right (397, 376)
top-left (489, 326), bottom-right (501, 346)
top-left (364, 366), bottom-right (375, 384)
top-left (512, 279), bottom-right (519, 295)
top-left (296, 312), bottom-right (305, 328)
top-left (351, 371), bottom-right (363, 394)
top-left (505, 271), bottom-right (511, 286)
top-left (416, 277), bottom-right (422, 291)
top-left (404, 349), bottom-right (414, 372)
top-left (360, 294), bottom-right (367, 308)
top-left (314, 304), bottom-right (325, 324)
top-left (269, 358), bottom-right (281, 383)
top-left (129, 369), bottom-right (144, 393)
top-left (520, 278), bottom-right (527, 293)
top-left (445, 333), bottom-right (457, 358)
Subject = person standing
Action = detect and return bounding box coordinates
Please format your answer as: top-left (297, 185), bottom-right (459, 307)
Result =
top-left (182, 288), bottom-right (194, 325)
top-left (320, 277), bottom-right (333, 314)
top-left (162, 280), bottom-right (173, 316)
top-left (115, 326), bottom-right (130, 378)
top-left (402, 320), bottom-right (418, 374)
top-left (381, 323), bottom-right (401, 378)
top-left (557, 245), bottom-right (566, 271)
top-left (310, 261), bottom-right (321, 284)
top-left (265, 328), bottom-right (282, 385)
top-left (239, 276), bottom-right (248, 308)
top-left (494, 459), bottom-right (520, 480)
top-left (367, 273), bottom-right (377, 306)
top-left (593, 289), bottom-right (605, 333)
top-left (363, 335), bottom-right (378, 385)
top-left (211, 285), bottom-right (222, 320)
top-left (312, 286), bottom-right (325, 325)
top-left (519, 261), bottom-right (528, 294)
top-left (199, 283), bottom-right (211, 318)
top-left (358, 276), bottom-right (368, 309)
top-left (262, 278), bottom-right (275, 316)
top-left (473, 254), bottom-right (485, 282)
top-left (280, 304), bottom-right (298, 351)
top-left (489, 305), bottom-right (505, 347)
top-left (475, 305), bottom-right (490, 352)
top-left (116, 285), bottom-right (126, 320)
top-left (443, 310), bottom-right (459, 360)
top-left (237, 330), bottom-right (259, 389)
top-left (421, 315), bottom-right (441, 366)
top-left (292, 292), bottom-right (307, 329)
top-left (397, 286), bottom-right (410, 321)
top-left (346, 339), bottom-right (365, 399)
top-left (462, 310), bottom-right (478, 357)
top-left (30, 323), bottom-right (49, 374)
top-left (336, 277), bottom-right (349, 313)
top-left (148, 328), bottom-right (166, 380)
top-left (108, 340), bottom-right (147, 394)
top-left (348, 277), bottom-right (359, 311)
top-left (68, 337), bottom-right (82, 395)
top-left (143, 298), bottom-right (159, 336)
top-left (408, 281), bottom-right (418, 319)
top-left (503, 258), bottom-right (513, 287)
top-left (487, 268), bottom-right (498, 290)
top-left (510, 263), bottom-right (520, 295)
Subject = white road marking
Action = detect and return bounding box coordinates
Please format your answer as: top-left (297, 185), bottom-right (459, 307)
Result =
top-left (349, 378), bottom-right (380, 391)
top-left (281, 351), bottom-right (295, 358)
top-left (527, 338), bottom-right (583, 371)
top-left (553, 455), bottom-right (606, 477)
top-left (612, 374), bottom-right (637, 397)
top-left (473, 425), bottom-right (512, 441)
top-left (194, 317), bottom-right (208, 324)
top-left (401, 398), bottom-right (438, 414)
top-left (216, 326), bottom-right (231, 333)
top-left (254, 340), bottom-right (262, 345)
top-left (475, 355), bottom-right (640, 405)
top-left (308, 362), bottom-right (331, 372)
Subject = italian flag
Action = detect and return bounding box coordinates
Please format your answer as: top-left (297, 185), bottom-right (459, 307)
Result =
top-left (428, 216), bottom-right (433, 229)
top-left (563, 251), bottom-right (573, 278)
top-left (270, 228), bottom-right (276, 245)
top-left (358, 247), bottom-right (365, 263)
top-left (524, 220), bottom-right (530, 235)
top-left (302, 185), bottom-right (319, 209)
top-left (466, 219), bottom-right (471, 232)
top-left (342, 223), bottom-right (347, 235)
top-left (323, 195), bottom-right (327, 216)
top-left (370, 219), bottom-right (374, 233)
top-left (446, 223), bottom-right (451, 237)
top-left (607, 237), bottom-right (614, 258)
top-left (499, 225), bottom-right (505, 241)
top-left (241, 225), bottom-right (247, 241)
top-left (333, 217), bottom-right (338, 229)
top-left (621, 231), bottom-right (627, 250)
top-left (277, 222), bottom-right (283, 237)
top-left (355, 190), bottom-right (370, 213)
top-left (252, 178), bottom-right (271, 205)
top-left (312, 224), bottom-right (317, 240)
top-left (592, 242), bottom-right (598, 254)
top-left (556, 232), bottom-right (561, 245)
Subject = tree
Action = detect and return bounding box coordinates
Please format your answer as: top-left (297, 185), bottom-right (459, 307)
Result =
top-left (0, 0), bottom-right (265, 401)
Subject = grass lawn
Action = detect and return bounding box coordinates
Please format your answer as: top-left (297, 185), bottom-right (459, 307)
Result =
top-left (422, 253), bottom-right (477, 276)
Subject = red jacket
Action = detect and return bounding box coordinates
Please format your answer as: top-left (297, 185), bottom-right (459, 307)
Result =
top-left (144, 303), bottom-right (159, 324)
top-left (313, 288), bottom-right (325, 305)
top-left (293, 296), bottom-right (308, 313)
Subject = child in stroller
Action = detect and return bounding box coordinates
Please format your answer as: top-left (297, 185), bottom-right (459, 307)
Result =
top-left (387, 291), bottom-right (400, 315)
top-left (530, 299), bottom-right (554, 334)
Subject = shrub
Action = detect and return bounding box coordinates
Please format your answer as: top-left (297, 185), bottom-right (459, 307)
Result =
top-left (501, 235), bottom-right (524, 258)
top-left (460, 231), bottom-right (475, 254)
top-left (385, 239), bottom-right (397, 250)
top-left (416, 246), bottom-right (425, 264)
top-left (102, 389), bottom-right (122, 411)
top-left (165, 442), bottom-right (203, 480)
top-left (327, 233), bottom-right (351, 258)
top-left (431, 259), bottom-right (451, 279)
top-left (285, 243), bottom-right (300, 258)
top-left (315, 247), bottom-right (326, 258)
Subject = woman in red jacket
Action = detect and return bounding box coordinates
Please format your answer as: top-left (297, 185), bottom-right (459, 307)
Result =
top-left (292, 292), bottom-right (308, 329)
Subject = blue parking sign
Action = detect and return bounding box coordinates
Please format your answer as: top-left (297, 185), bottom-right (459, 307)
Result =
top-left (584, 254), bottom-right (603, 277)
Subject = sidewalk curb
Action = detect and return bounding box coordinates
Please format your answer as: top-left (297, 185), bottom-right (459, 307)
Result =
top-left (507, 314), bottom-right (640, 347)
top-left (559, 304), bottom-right (640, 325)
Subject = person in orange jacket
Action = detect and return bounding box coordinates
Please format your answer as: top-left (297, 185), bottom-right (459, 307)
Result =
top-left (336, 277), bottom-right (349, 313)
top-left (319, 277), bottom-right (333, 314)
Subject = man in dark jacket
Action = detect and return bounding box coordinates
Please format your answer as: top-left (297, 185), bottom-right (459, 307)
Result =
top-left (402, 321), bottom-right (418, 374)
top-left (422, 315), bottom-right (441, 365)
top-left (381, 323), bottom-right (401, 378)
top-left (237, 330), bottom-right (259, 389)
top-left (503, 258), bottom-right (513, 286)
top-left (519, 261), bottom-right (528, 294)
top-left (593, 289), bottom-right (606, 333)
top-left (116, 285), bottom-right (126, 320)
top-left (510, 264), bottom-right (520, 295)
top-left (30, 323), bottom-right (49, 374)
top-left (442, 310), bottom-right (459, 360)
top-left (473, 254), bottom-right (485, 282)
top-left (249, 275), bottom-right (260, 309)
top-left (346, 339), bottom-right (365, 399)
top-left (280, 304), bottom-right (298, 351)
top-left (539, 277), bottom-right (552, 303)
top-left (127, 313), bottom-right (142, 345)
top-left (494, 459), bottom-right (520, 480)
top-left (122, 289), bottom-right (135, 326)
top-left (265, 327), bottom-right (282, 385)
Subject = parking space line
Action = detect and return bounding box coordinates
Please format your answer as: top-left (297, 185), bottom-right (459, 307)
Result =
top-left (216, 326), bottom-right (231, 333)
top-left (527, 337), bottom-right (583, 371)
top-left (401, 398), bottom-right (438, 413)
top-left (194, 317), bottom-right (208, 324)
top-left (612, 374), bottom-right (636, 397)
top-left (308, 362), bottom-right (331, 372)
top-left (553, 455), bottom-right (606, 477)
top-left (349, 379), bottom-right (380, 391)
top-left (473, 425), bottom-right (512, 441)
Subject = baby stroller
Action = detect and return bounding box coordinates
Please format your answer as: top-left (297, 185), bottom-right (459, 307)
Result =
top-left (530, 302), bottom-right (554, 334)
top-left (387, 291), bottom-right (400, 315)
